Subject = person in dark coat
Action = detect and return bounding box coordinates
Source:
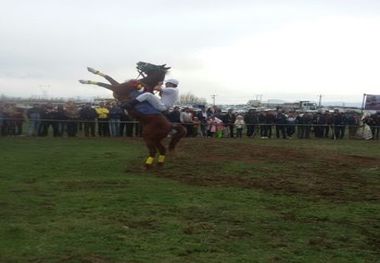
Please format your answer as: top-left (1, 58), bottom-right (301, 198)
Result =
top-left (109, 102), bottom-right (124, 137)
top-left (223, 109), bottom-right (236, 138)
top-left (167, 106), bottom-right (181, 123)
top-left (244, 109), bottom-right (259, 138)
top-left (275, 110), bottom-right (287, 139)
top-left (332, 110), bottom-right (346, 139)
top-left (80, 103), bottom-right (97, 137)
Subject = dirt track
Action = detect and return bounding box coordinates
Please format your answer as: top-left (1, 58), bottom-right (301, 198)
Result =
top-left (140, 139), bottom-right (380, 202)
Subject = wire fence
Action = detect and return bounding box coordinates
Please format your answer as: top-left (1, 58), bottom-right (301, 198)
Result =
top-left (0, 117), bottom-right (379, 140)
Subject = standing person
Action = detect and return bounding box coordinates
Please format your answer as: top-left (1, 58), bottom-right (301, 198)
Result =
top-left (212, 109), bottom-right (225, 138)
top-left (374, 111), bottom-right (380, 140)
top-left (27, 104), bottom-right (41, 136)
top-left (332, 110), bottom-right (345, 139)
top-left (223, 109), bottom-right (236, 138)
top-left (296, 113), bottom-right (305, 139)
top-left (6, 104), bottom-right (17, 135)
top-left (0, 104), bottom-right (11, 136)
top-left (366, 112), bottom-right (380, 140)
top-left (316, 111), bottom-right (327, 138)
top-left (109, 102), bottom-right (124, 137)
top-left (180, 107), bottom-right (193, 137)
top-left (313, 112), bottom-right (323, 138)
top-left (54, 105), bottom-right (66, 137)
top-left (80, 103), bottom-right (97, 137)
top-left (0, 104), bottom-right (4, 136)
top-left (234, 115), bottom-right (245, 138)
top-left (324, 111), bottom-right (333, 138)
top-left (126, 79), bottom-right (179, 112)
top-left (346, 111), bottom-right (359, 139)
top-left (192, 116), bottom-right (202, 137)
top-left (96, 102), bottom-right (110, 137)
top-left (13, 107), bottom-right (25, 136)
top-left (303, 112), bottom-right (313, 139)
top-left (275, 110), bottom-right (287, 139)
top-left (245, 109), bottom-right (259, 138)
top-left (197, 106), bottom-right (209, 137)
top-left (264, 110), bottom-right (275, 139)
top-left (258, 111), bottom-right (267, 138)
top-left (286, 112), bottom-right (296, 138)
top-left (207, 115), bottom-right (223, 138)
top-left (38, 103), bottom-right (56, 137)
top-left (167, 106), bottom-right (181, 124)
top-left (64, 101), bottom-right (80, 137)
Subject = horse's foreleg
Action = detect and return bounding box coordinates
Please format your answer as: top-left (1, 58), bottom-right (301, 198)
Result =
top-left (78, 80), bottom-right (114, 91)
top-left (87, 67), bottom-right (120, 86)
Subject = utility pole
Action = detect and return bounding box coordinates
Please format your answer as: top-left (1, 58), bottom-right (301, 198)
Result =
top-left (318, 94), bottom-right (322, 108)
top-left (211, 94), bottom-right (217, 105)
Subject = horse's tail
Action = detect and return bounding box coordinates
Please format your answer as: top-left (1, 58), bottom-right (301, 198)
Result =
top-left (169, 123), bottom-right (186, 151)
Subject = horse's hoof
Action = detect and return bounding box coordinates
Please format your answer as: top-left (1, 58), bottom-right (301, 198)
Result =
top-left (87, 67), bottom-right (99, 74)
top-left (79, 80), bottom-right (90, 84)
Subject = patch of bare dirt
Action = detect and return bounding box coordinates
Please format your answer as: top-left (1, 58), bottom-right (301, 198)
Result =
top-left (151, 140), bottom-right (380, 202)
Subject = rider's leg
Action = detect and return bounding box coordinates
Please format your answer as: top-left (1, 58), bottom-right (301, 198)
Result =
top-left (87, 67), bottom-right (120, 86)
top-left (135, 93), bottom-right (167, 111)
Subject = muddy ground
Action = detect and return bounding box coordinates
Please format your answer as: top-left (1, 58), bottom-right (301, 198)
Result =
top-left (132, 139), bottom-right (380, 202)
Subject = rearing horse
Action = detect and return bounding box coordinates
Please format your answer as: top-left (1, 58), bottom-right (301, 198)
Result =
top-left (79, 62), bottom-right (186, 169)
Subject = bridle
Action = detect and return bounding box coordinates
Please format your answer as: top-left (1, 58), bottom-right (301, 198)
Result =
top-left (135, 61), bottom-right (170, 80)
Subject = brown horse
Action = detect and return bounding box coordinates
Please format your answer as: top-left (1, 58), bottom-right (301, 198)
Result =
top-left (79, 62), bottom-right (186, 168)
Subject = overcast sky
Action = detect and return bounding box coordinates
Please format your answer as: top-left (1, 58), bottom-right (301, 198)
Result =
top-left (1, 0), bottom-right (379, 104)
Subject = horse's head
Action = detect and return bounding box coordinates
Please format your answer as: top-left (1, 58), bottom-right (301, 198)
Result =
top-left (136, 62), bottom-right (170, 91)
top-left (111, 62), bottom-right (170, 102)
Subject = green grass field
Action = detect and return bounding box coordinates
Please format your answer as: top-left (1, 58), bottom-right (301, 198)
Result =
top-left (0, 137), bottom-right (379, 263)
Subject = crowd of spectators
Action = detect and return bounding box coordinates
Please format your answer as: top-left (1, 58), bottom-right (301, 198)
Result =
top-left (0, 101), bottom-right (142, 138)
top-left (0, 102), bottom-right (379, 140)
top-left (174, 106), bottom-right (380, 140)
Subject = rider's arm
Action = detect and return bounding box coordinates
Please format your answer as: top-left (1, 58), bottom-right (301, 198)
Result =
top-left (160, 87), bottom-right (176, 95)
top-left (153, 82), bottom-right (163, 92)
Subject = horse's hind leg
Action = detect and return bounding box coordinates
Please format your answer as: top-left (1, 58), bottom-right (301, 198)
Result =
top-left (144, 139), bottom-right (157, 169)
top-left (155, 140), bottom-right (167, 167)
top-left (169, 124), bottom-right (186, 152)
top-left (87, 67), bottom-right (120, 85)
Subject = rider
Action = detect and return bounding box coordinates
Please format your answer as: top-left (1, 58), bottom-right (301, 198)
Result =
top-left (126, 79), bottom-right (179, 112)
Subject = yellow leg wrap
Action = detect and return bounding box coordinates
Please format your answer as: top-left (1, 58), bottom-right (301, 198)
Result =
top-left (158, 155), bottom-right (165, 163)
top-left (89, 80), bottom-right (99, 85)
top-left (145, 156), bottom-right (154, 165)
